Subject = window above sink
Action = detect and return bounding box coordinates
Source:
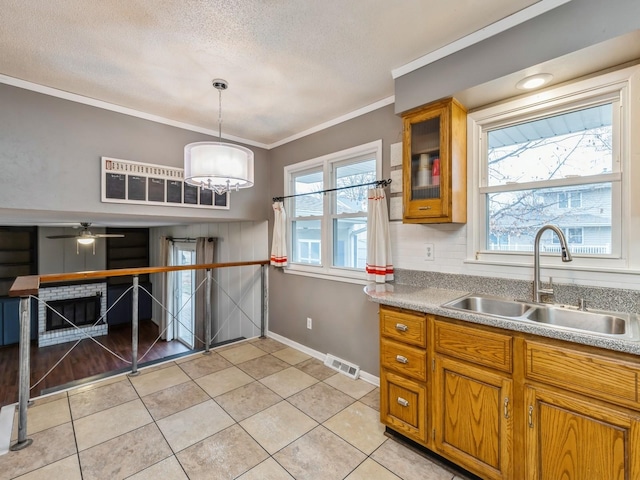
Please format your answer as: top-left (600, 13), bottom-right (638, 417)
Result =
top-left (467, 65), bottom-right (640, 271)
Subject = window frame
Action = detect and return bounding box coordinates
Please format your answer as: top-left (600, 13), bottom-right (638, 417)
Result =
top-left (283, 140), bottom-right (382, 283)
top-left (467, 67), bottom-right (635, 271)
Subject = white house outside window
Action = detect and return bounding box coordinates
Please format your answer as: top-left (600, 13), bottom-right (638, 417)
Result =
top-left (468, 66), bottom-right (636, 267)
top-left (284, 140), bottom-right (382, 282)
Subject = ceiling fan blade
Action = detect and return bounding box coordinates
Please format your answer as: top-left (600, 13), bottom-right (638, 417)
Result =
top-left (94, 234), bottom-right (125, 238)
top-left (46, 234), bottom-right (80, 239)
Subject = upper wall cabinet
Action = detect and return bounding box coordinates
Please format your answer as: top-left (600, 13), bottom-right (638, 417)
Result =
top-left (402, 98), bottom-right (467, 224)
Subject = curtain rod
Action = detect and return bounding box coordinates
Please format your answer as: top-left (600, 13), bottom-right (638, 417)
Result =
top-left (272, 178), bottom-right (391, 203)
top-left (167, 237), bottom-right (216, 243)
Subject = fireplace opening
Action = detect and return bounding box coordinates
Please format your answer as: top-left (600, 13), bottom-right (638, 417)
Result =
top-left (46, 294), bottom-right (103, 331)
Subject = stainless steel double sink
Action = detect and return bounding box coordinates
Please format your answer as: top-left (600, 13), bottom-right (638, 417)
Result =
top-left (442, 294), bottom-right (640, 341)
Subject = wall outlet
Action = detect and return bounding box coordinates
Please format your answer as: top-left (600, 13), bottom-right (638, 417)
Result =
top-left (425, 243), bottom-right (434, 261)
top-left (307, 317), bottom-right (312, 329)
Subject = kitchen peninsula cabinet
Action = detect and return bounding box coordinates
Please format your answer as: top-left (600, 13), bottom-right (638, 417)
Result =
top-left (402, 98), bottom-right (466, 224)
top-left (377, 304), bottom-right (640, 479)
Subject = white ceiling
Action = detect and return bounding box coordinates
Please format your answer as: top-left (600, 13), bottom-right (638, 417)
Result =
top-left (1, 0), bottom-right (546, 147)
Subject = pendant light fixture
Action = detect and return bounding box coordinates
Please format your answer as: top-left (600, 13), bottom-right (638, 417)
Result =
top-left (184, 79), bottom-right (254, 195)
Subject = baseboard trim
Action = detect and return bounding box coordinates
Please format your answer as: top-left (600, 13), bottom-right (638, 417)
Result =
top-left (266, 331), bottom-right (380, 387)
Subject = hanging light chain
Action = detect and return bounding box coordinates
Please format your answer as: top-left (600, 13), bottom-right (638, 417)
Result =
top-left (212, 79), bottom-right (228, 144)
top-left (218, 85), bottom-right (222, 142)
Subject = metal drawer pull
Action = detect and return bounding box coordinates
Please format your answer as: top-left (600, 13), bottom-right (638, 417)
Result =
top-left (418, 206), bottom-right (432, 210)
top-left (504, 397), bottom-right (509, 419)
top-left (397, 397), bottom-right (409, 407)
top-left (396, 355), bottom-right (408, 364)
top-left (528, 405), bottom-right (534, 428)
top-left (395, 323), bottom-right (408, 332)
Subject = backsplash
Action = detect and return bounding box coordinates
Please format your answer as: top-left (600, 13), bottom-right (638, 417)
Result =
top-left (393, 269), bottom-right (640, 315)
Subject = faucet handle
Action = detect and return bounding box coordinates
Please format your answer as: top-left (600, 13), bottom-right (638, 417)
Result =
top-left (578, 298), bottom-right (587, 311)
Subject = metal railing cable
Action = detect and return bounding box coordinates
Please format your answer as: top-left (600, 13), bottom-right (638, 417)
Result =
top-left (210, 269), bottom-right (262, 341)
top-left (28, 286), bottom-right (137, 390)
top-left (135, 278), bottom-right (209, 363)
top-left (8, 259), bottom-right (269, 451)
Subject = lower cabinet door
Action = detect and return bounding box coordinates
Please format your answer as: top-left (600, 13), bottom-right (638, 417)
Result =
top-left (525, 385), bottom-right (640, 480)
top-left (434, 356), bottom-right (513, 480)
top-left (380, 369), bottom-right (427, 444)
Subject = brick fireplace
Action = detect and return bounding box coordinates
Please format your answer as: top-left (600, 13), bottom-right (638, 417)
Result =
top-left (38, 282), bottom-right (108, 347)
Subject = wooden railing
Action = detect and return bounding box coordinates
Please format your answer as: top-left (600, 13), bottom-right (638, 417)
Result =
top-left (9, 261), bottom-right (270, 297)
top-left (9, 260), bottom-right (270, 451)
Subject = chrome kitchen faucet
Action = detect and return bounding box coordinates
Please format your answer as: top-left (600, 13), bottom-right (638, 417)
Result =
top-left (533, 225), bottom-right (573, 303)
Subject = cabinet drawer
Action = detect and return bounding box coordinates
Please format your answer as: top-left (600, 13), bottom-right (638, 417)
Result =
top-left (525, 340), bottom-right (640, 408)
top-left (380, 307), bottom-right (427, 347)
top-left (381, 370), bottom-right (427, 444)
top-left (381, 337), bottom-right (427, 382)
top-left (434, 319), bottom-right (512, 373)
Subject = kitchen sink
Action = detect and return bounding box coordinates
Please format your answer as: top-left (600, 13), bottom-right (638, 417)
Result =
top-left (526, 307), bottom-right (627, 335)
top-left (444, 295), bottom-right (534, 318)
top-left (442, 293), bottom-right (639, 340)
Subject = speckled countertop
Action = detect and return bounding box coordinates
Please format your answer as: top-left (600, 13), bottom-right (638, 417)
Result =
top-left (364, 283), bottom-right (640, 357)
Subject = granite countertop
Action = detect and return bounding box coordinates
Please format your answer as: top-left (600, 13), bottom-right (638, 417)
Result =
top-left (364, 283), bottom-right (640, 356)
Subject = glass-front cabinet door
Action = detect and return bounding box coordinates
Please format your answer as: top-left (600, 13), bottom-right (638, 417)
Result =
top-left (402, 98), bottom-right (467, 224)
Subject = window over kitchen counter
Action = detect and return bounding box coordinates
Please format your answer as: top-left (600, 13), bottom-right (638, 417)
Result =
top-left (284, 140), bottom-right (382, 283)
top-left (468, 65), bottom-right (639, 269)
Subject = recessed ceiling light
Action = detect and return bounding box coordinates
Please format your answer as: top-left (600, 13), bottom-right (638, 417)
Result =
top-left (516, 73), bottom-right (553, 90)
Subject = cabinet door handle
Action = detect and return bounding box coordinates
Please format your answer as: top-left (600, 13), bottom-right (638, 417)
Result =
top-left (396, 355), bottom-right (408, 364)
top-left (528, 405), bottom-right (534, 428)
top-left (503, 397), bottom-right (509, 419)
top-left (395, 323), bottom-right (408, 332)
top-left (397, 397), bottom-right (409, 407)
top-left (418, 206), bottom-right (432, 210)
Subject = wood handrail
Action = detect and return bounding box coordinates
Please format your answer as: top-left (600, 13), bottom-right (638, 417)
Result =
top-left (9, 260), bottom-right (270, 297)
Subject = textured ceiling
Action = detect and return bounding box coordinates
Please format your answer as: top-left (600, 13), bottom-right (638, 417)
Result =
top-left (0, 0), bottom-right (540, 147)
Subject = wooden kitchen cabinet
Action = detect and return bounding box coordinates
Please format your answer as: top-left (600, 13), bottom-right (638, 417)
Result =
top-left (380, 306), bottom-right (429, 446)
top-left (433, 318), bottom-right (513, 479)
top-left (433, 356), bottom-right (513, 480)
top-left (402, 97), bottom-right (466, 223)
top-left (525, 385), bottom-right (640, 479)
top-left (524, 339), bottom-right (640, 479)
top-left (378, 304), bottom-right (640, 479)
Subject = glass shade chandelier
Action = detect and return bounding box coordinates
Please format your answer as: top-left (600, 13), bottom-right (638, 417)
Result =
top-left (184, 79), bottom-right (254, 195)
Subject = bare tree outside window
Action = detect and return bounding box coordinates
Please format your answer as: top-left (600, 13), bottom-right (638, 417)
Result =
top-left (485, 103), bottom-right (613, 254)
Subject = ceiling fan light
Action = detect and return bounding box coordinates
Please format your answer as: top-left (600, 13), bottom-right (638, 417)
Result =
top-left (77, 237), bottom-right (95, 245)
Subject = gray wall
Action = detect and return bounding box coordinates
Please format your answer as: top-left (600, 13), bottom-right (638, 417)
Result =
top-left (268, 104), bottom-right (402, 375)
top-left (0, 83), bottom-right (270, 223)
top-left (395, 0), bottom-right (640, 113)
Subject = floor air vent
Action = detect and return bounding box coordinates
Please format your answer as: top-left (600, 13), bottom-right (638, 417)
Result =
top-left (324, 354), bottom-right (360, 380)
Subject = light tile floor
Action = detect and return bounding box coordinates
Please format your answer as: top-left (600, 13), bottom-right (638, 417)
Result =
top-left (1, 337), bottom-right (473, 480)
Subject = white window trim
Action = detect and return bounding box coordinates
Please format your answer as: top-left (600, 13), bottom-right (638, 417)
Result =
top-left (466, 65), bottom-right (638, 273)
top-left (283, 139), bottom-right (382, 284)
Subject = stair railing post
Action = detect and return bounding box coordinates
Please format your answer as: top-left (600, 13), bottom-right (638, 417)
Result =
top-left (261, 264), bottom-right (268, 339)
top-left (130, 275), bottom-right (139, 376)
top-left (204, 268), bottom-right (212, 354)
top-left (11, 296), bottom-right (33, 450)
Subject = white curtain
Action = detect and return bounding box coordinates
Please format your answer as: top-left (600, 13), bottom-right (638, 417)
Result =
top-left (366, 187), bottom-right (394, 283)
top-left (270, 201), bottom-right (288, 267)
top-left (158, 236), bottom-right (174, 341)
top-left (195, 237), bottom-right (216, 348)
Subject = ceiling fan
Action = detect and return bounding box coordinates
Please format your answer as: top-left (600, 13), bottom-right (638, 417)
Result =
top-left (46, 222), bottom-right (124, 254)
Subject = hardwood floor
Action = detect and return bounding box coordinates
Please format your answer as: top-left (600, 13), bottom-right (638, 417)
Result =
top-left (0, 320), bottom-right (191, 408)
